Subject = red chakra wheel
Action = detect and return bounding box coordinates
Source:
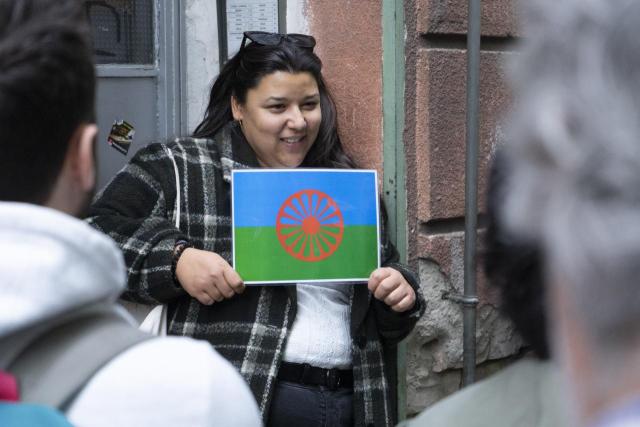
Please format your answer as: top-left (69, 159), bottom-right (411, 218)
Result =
top-left (276, 189), bottom-right (344, 262)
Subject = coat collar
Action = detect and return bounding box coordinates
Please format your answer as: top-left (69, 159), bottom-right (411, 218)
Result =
top-left (217, 121), bottom-right (260, 183)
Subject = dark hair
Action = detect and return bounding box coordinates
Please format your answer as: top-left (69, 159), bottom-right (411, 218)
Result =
top-left (484, 151), bottom-right (549, 359)
top-left (0, 0), bottom-right (95, 204)
top-left (193, 40), bottom-right (356, 168)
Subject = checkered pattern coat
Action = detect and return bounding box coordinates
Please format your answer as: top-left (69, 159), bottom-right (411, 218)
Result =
top-left (88, 122), bottom-right (425, 427)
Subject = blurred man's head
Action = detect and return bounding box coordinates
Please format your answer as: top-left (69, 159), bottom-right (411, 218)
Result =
top-left (503, 0), bottom-right (640, 421)
top-left (484, 151), bottom-right (548, 360)
top-left (0, 0), bottom-right (96, 215)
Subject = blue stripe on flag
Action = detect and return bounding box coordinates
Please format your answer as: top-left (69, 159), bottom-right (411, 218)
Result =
top-left (232, 169), bottom-right (378, 227)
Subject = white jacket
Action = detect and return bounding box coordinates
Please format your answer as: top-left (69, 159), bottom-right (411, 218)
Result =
top-left (0, 202), bottom-right (262, 427)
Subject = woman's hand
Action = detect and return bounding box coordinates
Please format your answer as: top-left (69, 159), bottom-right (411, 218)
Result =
top-left (368, 267), bottom-right (416, 312)
top-left (175, 248), bottom-right (245, 305)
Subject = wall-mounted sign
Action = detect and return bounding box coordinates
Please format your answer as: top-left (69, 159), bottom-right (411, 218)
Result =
top-left (223, 0), bottom-right (279, 60)
top-left (226, 0), bottom-right (279, 56)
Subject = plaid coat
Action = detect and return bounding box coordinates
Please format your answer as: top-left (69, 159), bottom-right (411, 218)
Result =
top-left (88, 122), bottom-right (425, 427)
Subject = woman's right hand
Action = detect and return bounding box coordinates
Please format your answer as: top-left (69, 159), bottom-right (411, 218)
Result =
top-left (175, 248), bottom-right (245, 305)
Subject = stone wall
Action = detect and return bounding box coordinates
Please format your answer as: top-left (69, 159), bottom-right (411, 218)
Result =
top-left (403, 0), bottom-right (521, 416)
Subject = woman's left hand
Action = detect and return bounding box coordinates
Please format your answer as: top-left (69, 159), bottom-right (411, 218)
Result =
top-left (368, 267), bottom-right (416, 312)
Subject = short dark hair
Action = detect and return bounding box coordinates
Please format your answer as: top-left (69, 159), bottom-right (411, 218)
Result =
top-left (193, 39), bottom-right (356, 169)
top-left (0, 0), bottom-right (95, 204)
top-left (484, 151), bottom-right (549, 359)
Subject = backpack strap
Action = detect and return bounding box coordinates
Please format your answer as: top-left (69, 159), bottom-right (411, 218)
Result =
top-left (163, 144), bottom-right (181, 228)
top-left (6, 306), bottom-right (153, 410)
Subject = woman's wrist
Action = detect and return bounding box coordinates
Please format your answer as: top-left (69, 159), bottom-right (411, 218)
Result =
top-left (172, 239), bottom-right (192, 284)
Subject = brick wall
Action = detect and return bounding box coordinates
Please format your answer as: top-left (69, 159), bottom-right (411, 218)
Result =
top-left (403, 0), bottom-right (522, 415)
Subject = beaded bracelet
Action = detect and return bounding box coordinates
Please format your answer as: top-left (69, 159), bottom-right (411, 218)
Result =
top-left (171, 239), bottom-right (193, 284)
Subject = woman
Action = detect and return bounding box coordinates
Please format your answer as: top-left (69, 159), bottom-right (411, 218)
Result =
top-left (88, 32), bottom-right (424, 427)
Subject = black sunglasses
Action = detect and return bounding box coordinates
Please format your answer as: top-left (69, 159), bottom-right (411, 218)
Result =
top-left (240, 31), bottom-right (316, 51)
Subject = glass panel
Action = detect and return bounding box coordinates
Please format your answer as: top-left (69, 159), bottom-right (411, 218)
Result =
top-left (85, 0), bottom-right (154, 65)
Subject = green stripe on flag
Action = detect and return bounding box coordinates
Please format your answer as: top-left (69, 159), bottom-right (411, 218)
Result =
top-left (234, 225), bottom-right (378, 282)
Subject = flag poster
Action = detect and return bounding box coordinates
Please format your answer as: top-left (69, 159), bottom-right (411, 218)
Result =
top-left (232, 169), bottom-right (380, 284)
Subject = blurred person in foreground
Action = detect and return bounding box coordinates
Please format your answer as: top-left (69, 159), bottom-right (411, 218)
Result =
top-left (0, 0), bottom-right (260, 425)
top-left (400, 152), bottom-right (568, 427)
top-left (503, 0), bottom-right (640, 426)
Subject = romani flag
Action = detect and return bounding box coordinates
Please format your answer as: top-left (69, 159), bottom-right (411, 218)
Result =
top-left (232, 169), bottom-right (380, 284)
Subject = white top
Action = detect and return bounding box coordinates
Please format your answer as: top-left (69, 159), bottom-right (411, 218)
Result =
top-left (283, 283), bottom-right (352, 369)
top-left (67, 337), bottom-right (260, 427)
top-left (0, 203), bottom-right (261, 427)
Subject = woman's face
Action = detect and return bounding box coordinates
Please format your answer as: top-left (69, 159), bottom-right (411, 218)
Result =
top-left (231, 71), bottom-right (321, 168)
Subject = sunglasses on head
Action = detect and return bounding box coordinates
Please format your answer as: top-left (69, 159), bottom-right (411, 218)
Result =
top-left (240, 31), bottom-right (316, 51)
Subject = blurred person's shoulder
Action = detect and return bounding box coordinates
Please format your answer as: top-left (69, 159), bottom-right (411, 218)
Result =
top-left (400, 358), bottom-right (566, 427)
top-left (67, 336), bottom-right (262, 427)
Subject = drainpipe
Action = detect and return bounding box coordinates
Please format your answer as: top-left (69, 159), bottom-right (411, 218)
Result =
top-left (442, 0), bottom-right (480, 387)
top-left (462, 0), bottom-right (481, 387)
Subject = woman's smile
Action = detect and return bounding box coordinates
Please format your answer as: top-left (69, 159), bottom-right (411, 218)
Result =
top-left (280, 135), bottom-right (309, 153)
top-left (280, 135), bottom-right (305, 144)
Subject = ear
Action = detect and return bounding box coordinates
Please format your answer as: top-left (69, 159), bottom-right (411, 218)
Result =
top-left (231, 96), bottom-right (244, 121)
top-left (72, 124), bottom-right (98, 192)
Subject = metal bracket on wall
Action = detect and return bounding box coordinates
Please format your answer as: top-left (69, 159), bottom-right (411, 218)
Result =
top-left (441, 292), bottom-right (479, 306)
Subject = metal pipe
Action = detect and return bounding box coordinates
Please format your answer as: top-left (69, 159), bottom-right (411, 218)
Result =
top-left (178, 0), bottom-right (188, 135)
top-left (463, 0), bottom-right (481, 387)
top-left (217, 0), bottom-right (228, 65)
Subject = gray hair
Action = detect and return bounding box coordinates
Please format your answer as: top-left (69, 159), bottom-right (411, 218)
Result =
top-left (503, 0), bottom-right (640, 351)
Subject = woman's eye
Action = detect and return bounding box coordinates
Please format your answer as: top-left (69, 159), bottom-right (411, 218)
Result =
top-left (302, 102), bottom-right (319, 110)
top-left (267, 104), bottom-right (286, 112)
